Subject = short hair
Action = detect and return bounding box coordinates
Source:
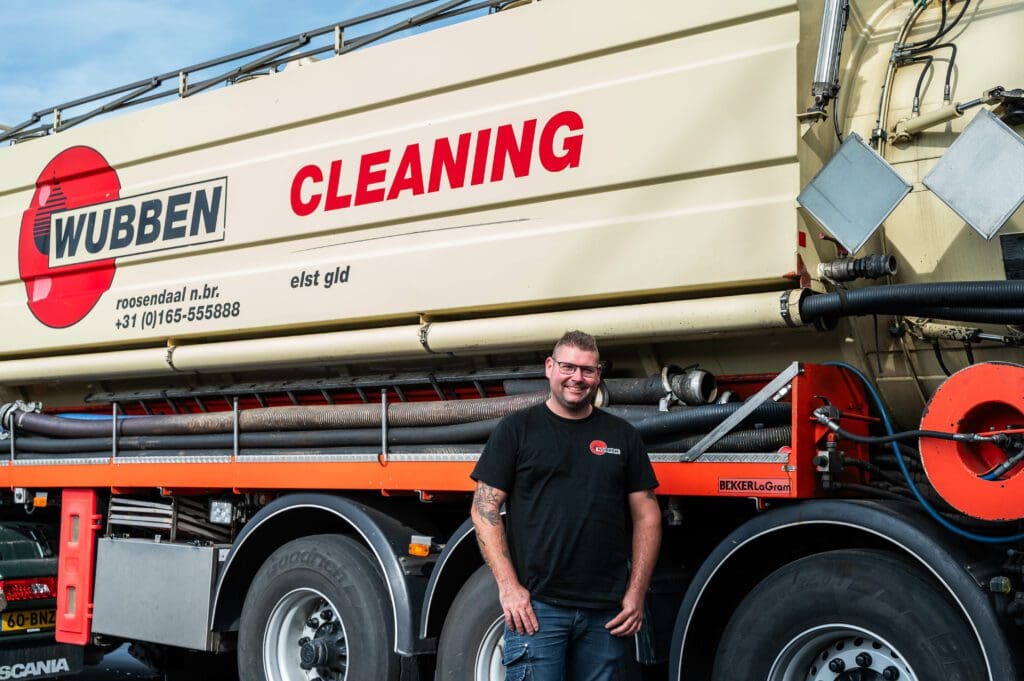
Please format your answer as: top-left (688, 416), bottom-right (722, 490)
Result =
top-left (553, 330), bottom-right (599, 358)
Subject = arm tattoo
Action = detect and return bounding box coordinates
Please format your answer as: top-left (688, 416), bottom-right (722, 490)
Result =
top-left (473, 482), bottom-right (503, 526)
top-left (644, 489), bottom-right (657, 501)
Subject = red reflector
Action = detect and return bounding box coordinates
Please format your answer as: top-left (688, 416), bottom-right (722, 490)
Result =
top-left (0, 576), bottom-right (57, 602)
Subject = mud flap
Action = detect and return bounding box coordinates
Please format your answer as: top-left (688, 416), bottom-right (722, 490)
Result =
top-left (0, 642), bottom-right (84, 679)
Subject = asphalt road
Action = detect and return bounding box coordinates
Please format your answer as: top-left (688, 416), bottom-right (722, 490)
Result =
top-left (73, 647), bottom-right (157, 680)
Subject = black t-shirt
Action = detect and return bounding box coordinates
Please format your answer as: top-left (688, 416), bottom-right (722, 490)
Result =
top-left (471, 403), bottom-right (658, 608)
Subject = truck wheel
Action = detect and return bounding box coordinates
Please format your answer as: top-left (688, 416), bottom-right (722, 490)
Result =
top-left (238, 534), bottom-right (400, 681)
top-left (711, 549), bottom-right (985, 681)
top-left (436, 565), bottom-right (505, 681)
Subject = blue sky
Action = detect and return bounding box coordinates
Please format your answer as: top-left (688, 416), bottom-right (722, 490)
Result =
top-left (0, 1), bottom-right (467, 133)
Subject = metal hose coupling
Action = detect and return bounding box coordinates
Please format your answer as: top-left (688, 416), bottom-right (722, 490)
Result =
top-left (664, 366), bottom-right (718, 406)
top-left (0, 401), bottom-right (41, 432)
top-left (818, 254), bottom-right (898, 282)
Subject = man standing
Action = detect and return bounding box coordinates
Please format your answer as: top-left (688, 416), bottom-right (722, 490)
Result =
top-left (471, 330), bottom-right (661, 681)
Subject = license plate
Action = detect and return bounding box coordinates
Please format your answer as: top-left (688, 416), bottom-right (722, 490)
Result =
top-left (1, 609), bottom-right (56, 633)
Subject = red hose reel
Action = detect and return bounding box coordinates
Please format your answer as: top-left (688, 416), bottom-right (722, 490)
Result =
top-left (920, 362), bottom-right (1024, 521)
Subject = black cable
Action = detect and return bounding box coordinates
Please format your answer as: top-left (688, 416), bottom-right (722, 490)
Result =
top-left (900, 2), bottom-right (967, 114)
top-left (932, 341), bottom-right (952, 377)
top-left (838, 427), bottom-right (991, 444)
top-left (922, 43), bottom-right (958, 101)
top-left (835, 481), bottom-right (913, 503)
top-left (844, 456), bottom-right (905, 486)
top-left (981, 444), bottom-right (1024, 481)
top-left (897, 442), bottom-right (924, 464)
top-left (833, 91), bottom-right (843, 143)
top-left (964, 340), bottom-right (975, 365)
top-left (874, 3), bottom-right (925, 137)
top-left (814, 408), bottom-right (1008, 445)
top-left (910, 55), bottom-right (934, 113)
top-left (909, 0), bottom-right (948, 50)
top-left (912, 0), bottom-right (970, 48)
top-left (873, 315), bottom-right (883, 374)
top-left (873, 453), bottom-right (923, 471)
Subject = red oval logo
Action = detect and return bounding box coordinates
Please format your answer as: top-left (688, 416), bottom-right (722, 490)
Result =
top-left (589, 440), bottom-right (607, 456)
top-left (19, 146), bottom-right (120, 328)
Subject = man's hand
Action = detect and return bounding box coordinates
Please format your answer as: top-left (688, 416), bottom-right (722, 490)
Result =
top-left (499, 582), bottom-right (538, 635)
top-left (471, 480), bottom-right (538, 635)
top-left (605, 589), bottom-right (644, 636)
top-left (606, 488), bottom-right (662, 637)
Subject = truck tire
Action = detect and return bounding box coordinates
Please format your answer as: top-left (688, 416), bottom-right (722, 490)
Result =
top-left (711, 548), bottom-right (985, 681)
top-left (437, 565), bottom-right (643, 681)
top-left (436, 565), bottom-right (505, 681)
top-left (238, 534), bottom-right (400, 681)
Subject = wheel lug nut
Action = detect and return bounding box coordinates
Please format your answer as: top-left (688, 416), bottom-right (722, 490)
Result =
top-left (298, 637), bottom-right (310, 646)
top-left (883, 667), bottom-right (901, 680)
top-left (320, 609), bottom-right (333, 621)
top-left (856, 652), bottom-right (872, 667)
top-left (828, 658), bottom-right (845, 672)
top-left (306, 617), bottom-right (319, 628)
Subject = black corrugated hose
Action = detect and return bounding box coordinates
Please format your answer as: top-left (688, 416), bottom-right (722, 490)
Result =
top-left (9, 400), bottom-right (792, 457)
top-left (798, 281), bottom-right (1024, 326)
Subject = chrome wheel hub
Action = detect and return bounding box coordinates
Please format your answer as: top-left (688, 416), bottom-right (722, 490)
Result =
top-left (264, 588), bottom-right (348, 681)
top-left (767, 624), bottom-right (916, 681)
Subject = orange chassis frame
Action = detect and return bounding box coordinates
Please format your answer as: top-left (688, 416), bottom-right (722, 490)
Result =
top-left (2, 363), bottom-right (871, 501)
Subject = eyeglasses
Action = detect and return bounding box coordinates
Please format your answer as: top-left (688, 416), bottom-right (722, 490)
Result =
top-left (551, 359), bottom-right (602, 378)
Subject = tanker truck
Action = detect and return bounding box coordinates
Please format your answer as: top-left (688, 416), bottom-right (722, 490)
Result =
top-left (0, 0), bottom-right (1023, 679)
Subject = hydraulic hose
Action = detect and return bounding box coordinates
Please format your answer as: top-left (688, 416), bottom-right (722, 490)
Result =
top-left (813, 407), bottom-right (1008, 447)
top-left (825, 361), bottom-right (1024, 544)
top-left (13, 445), bottom-right (485, 460)
top-left (12, 418), bottom-right (504, 453)
top-left (851, 305), bottom-right (1024, 325)
top-left (12, 392), bottom-right (547, 437)
top-left (647, 426), bottom-right (791, 453)
top-left (504, 370), bottom-right (717, 405)
top-left (799, 281), bottom-right (1024, 325)
top-left (13, 402), bottom-right (792, 455)
top-left (630, 402), bottom-right (790, 438)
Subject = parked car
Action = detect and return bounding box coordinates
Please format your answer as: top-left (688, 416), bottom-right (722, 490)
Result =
top-left (0, 522), bottom-right (82, 679)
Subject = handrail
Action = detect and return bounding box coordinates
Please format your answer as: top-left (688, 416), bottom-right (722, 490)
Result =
top-left (1, 0), bottom-right (520, 144)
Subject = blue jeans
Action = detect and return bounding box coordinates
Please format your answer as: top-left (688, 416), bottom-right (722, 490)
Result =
top-left (502, 600), bottom-right (626, 681)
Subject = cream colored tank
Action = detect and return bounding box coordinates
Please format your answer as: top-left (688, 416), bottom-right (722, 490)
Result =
top-left (0, 0), bottom-right (1020, 418)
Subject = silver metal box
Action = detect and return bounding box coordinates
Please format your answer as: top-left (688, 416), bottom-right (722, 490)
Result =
top-left (92, 538), bottom-right (226, 650)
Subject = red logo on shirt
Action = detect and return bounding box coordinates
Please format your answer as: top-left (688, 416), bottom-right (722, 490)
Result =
top-left (589, 440), bottom-right (621, 456)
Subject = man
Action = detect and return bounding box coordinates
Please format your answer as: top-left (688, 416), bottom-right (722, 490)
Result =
top-left (471, 330), bottom-right (661, 681)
